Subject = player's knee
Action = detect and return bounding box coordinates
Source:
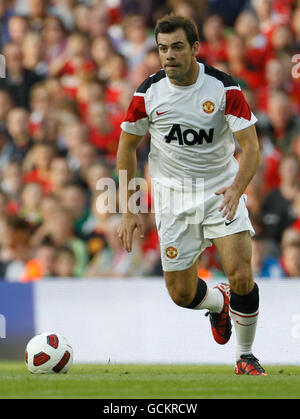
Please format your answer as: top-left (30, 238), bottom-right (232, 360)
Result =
top-left (168, 286), bottom-right (194, 307)
top-left (228, 267), bottom-right (253, 295)
top-left (164, 268), bottom-right (198, 307)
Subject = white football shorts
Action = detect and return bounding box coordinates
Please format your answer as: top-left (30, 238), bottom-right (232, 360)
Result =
top-left (154, 180), bottom-right (255, 272)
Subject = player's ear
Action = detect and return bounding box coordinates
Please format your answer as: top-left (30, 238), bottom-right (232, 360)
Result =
top-left (192, 41), bottom-right (200, 57)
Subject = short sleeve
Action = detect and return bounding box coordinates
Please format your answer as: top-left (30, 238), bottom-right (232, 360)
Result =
top-left (224, 87), bottom-right (257, 133)
top-left (121, 93), bottom-right (149, 136)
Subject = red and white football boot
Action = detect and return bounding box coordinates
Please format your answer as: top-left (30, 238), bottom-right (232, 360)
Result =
top-left (235, 354), bottom-right (267, 376)
top-left (205, 283), bottom-right (232, 345)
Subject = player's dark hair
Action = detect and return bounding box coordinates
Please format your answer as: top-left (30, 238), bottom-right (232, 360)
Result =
top-left (155, 14), bottom-right (199, 47)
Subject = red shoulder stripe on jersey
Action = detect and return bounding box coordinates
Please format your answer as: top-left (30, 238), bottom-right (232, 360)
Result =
top-left (124, 95), bottom-right (147, 123)
top-left (225, 89), bottom-right (251, 121)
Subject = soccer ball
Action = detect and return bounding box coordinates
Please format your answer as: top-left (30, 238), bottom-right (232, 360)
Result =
top-left (25, 332), bottom-right (73, 374)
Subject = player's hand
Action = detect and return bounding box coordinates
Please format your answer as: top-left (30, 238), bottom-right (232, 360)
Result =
top-left (117, 213), bottom-right (144, 252)
top-left (215, 185), bottom-right (242, 222)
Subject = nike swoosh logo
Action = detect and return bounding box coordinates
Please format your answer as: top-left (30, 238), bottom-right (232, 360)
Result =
top-left (156, 110), bottom-right (169, 115)
top-left (225, 218), bottom-right (237, 226)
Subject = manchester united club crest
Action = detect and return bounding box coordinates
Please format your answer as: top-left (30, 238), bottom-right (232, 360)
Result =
top-left (165, 246), bottom-right (178, 259)
top-left (202, 100), bottom-right (215, 114)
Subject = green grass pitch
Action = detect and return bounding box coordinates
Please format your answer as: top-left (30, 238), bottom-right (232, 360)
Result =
top-left (1, 362), bottom-right (300, 399)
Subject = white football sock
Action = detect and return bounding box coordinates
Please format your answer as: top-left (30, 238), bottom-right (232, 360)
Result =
top-left (230, 307), bottom-right (259, 360)
top-left (195, 287), bottom-right (224, 313)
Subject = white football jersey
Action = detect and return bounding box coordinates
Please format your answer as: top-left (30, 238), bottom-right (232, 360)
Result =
top-left (121, 62), bottom-right (257, 188)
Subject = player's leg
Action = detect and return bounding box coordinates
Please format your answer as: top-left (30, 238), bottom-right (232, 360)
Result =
top-left (164, 258), bottom-right (224, 313)
top-left (154, 182), bottom-right (231, 340)
top-left (212, 230), bottom-right (254, 295)
top-left (212, 231), bottom-right (266, 375)
top-left (164, 260), bottom-right (232, 345)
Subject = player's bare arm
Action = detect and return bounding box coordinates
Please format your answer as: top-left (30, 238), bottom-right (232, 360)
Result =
top-left (116, 130), bottom-right (144, 252)
top-left (215, 124), bottom-right (260, 221)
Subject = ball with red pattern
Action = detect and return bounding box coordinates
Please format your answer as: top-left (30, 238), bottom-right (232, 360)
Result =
top-left (25, 332), bottom-right (73, 374)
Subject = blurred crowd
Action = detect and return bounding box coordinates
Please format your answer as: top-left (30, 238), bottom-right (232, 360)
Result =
top-left (0, 0), bottom-right (299, 282)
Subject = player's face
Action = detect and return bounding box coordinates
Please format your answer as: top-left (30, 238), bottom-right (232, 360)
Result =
top-left (157, 28), bottom-right (200, 85)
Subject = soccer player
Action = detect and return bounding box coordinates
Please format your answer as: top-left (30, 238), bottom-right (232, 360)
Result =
top-left (117, 15), bottom-right (266, 375)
